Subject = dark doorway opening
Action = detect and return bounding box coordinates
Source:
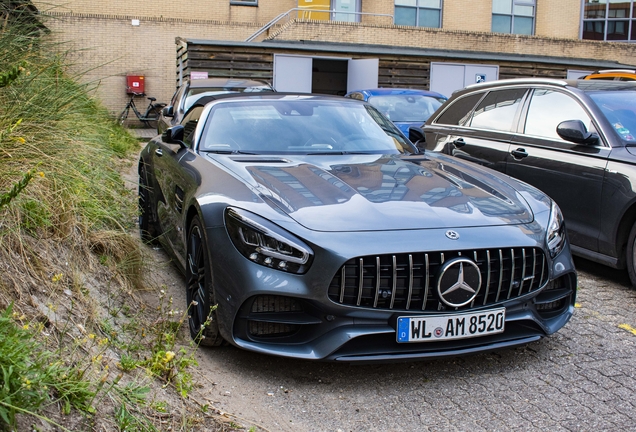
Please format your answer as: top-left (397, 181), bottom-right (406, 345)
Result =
top-left (312, 59), bottom-right (348, 95)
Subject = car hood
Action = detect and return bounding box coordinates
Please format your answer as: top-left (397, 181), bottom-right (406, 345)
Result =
top-left (214, 153), bottom-right (534, 232)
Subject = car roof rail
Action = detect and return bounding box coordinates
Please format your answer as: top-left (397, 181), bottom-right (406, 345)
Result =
top-left (594, 69), bottom-right (636, 74)
top-left (464, 77), bottom-right (569, 90)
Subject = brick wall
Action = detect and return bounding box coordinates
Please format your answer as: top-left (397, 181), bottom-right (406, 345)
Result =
top-left (443, 0), bottom-right (492, 32)
top-left (33, 0), bottom-right (297, 23)
top-left (43, 14), bottom-right (262, 117)
top-left (267, 20), bottom-right (636, 65)
top-left (536, 0), bottom-right (580, 39)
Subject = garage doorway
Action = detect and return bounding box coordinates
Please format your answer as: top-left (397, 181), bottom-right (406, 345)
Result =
top-left (273, 54), bottom-right (378, 94)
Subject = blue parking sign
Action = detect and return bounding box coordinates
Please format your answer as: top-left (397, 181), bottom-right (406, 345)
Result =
top-left (475, 74), bottom-right (486, 83)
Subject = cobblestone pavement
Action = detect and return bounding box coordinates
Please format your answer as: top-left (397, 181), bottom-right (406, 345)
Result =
top-left (186, 257), bottom-right (636, 432)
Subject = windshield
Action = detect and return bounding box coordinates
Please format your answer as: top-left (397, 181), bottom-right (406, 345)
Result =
top-left (199, 99), bottom-right (415, 155)
top-left (367, 94), bottom-right (446, 122)
top-left (589, 90), bottom-right (636, 143)
top-left (184, 86), bottom-right (273, 112)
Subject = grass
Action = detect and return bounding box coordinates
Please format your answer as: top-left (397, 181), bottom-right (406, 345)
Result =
top-left (0, 15), bottom-right (232, 432)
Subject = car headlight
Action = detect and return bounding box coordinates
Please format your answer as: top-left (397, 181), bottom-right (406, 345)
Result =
top-left (546, 201), bottom-right (566, 258)
top-left (225, 207), bottom-right (314, 274)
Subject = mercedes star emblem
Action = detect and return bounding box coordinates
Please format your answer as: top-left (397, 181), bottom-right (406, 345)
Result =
top-left (445, 230), bottom-right (459, 240)
top-left (437, 257), bottom-right (482, 307)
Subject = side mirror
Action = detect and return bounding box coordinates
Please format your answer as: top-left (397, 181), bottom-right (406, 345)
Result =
top-left (408, 126), bottom-right (425, 146)
top-left (162, 125), bottom-right (186, 148)
top-left (557, 120), bottom-right (599, 145)
top-left (162, 105), bottom-right (174, 117)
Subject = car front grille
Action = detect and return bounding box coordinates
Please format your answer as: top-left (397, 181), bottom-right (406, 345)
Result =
top-left (327, 247), bottom-right (549, 312)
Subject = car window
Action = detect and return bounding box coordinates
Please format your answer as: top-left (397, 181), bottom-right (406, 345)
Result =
top-left (199, 100), bottom-right (416, 155)
top-left (367, 94), bottom-right (446, 122)
top-left (524, 89), bottom-right (594, 141)
top-left (173, 85), bottom-right (187, 113)
top-left (181, 106), bottom-right (205, 148)
top-left (184, 86), bottom-right (273, 113)
top-left (434, 92), bottom-right (484, 126)
top-left (588, 89), bottom-right (636, 143)
top-left (470, 88), bottom-right (527, 132)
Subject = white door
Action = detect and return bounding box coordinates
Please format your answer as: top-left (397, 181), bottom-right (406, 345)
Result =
top-left (430, 62), bottom-right (499, 98)
top-left (430, 63), bottom-right (465, 98)
top-left (465, 64), bottom-right (498, 86)
top-left (347, 58), bottom-right (379, 92)
top-left (273, 55), bottom-right (313, 93)
top-left (333, 0), bottom-right (360, 22)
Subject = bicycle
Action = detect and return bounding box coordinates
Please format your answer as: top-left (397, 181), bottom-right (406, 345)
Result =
top-left (118, 93), bottom-right (166, 129)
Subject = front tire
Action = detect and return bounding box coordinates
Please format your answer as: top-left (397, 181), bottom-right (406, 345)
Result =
top-left (626, 222), bottom-right (636, 287)
top-left (186, 216), bottom-right (224, 346)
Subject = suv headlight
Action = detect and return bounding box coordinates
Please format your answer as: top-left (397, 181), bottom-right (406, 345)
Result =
top-left (225, 207), bottom-right (313, 274)
top-left (546, 201), bottom-right (566, 258)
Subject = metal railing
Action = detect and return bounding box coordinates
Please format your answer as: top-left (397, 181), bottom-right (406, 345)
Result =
top-left (245, 8), bottom-right (394, 42)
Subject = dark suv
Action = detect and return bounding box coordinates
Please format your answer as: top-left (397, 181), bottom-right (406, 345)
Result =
top-left (415, 78), bottom-right (636, 286)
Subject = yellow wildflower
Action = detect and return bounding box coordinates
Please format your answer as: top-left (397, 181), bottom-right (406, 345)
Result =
top-left (37, 172), bottom-right (44, 178)
top-left (164, 351), bottom-right (175, 363)
top-left (52, 273), bottom-right (63, 283)
top-left (88, 333), bottom-right (96, 340)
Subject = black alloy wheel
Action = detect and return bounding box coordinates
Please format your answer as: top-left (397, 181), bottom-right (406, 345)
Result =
top-left (138, 165), bottom-right (156, 244)
top-left (626, 222), bottom-right (636, 288)
top-left (186, 216), bottom-right (224, 346)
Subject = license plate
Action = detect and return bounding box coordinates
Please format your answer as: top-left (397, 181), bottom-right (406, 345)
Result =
top-left (396, 308), bottom-right (505, 343)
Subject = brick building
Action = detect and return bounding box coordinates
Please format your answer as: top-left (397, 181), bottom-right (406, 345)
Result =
top-left (31, 0), bottom-right (636, 115)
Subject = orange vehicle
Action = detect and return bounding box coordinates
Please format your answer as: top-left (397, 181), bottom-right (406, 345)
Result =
top-left (583, 69), bottom-right (636, 81)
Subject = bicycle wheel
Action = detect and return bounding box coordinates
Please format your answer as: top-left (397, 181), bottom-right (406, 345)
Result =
top-left (118, 106), bottom-right (130, 126)
top-left (143, 106), bottom-right (162, 129)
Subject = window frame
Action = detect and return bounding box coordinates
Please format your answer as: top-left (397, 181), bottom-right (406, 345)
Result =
top-left (491, 0), bottom-right (536, 35)
top-left (394, 0), bottom-right (443, 29)
top-left (581, 0), bottom-right (635, 41)
top-left (230, 0), bottom-right (258, 6)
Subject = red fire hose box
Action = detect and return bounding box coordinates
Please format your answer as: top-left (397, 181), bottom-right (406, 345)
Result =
top-left (126, 75), bottom-right (145, 94)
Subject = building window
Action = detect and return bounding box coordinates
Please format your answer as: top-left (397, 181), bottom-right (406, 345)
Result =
top-left (230, 0), bottom-right (257, 5)
top-left (492, 0), bottom-right (535, 35)
top-left (394, 0), bottom-right (442, 28)
top-left (582, 0), bottom-right (635, 41)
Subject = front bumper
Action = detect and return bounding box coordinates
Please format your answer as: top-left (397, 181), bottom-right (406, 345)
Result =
top-left (208, 224), bottom-right (576, 362)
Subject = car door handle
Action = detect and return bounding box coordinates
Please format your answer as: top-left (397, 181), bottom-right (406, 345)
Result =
top-left (155, 148), bottom-right (163, 157)
top-left (510, 148), bottom-right (528, 159)
top-left (451, 138), bottom-right (466, 148)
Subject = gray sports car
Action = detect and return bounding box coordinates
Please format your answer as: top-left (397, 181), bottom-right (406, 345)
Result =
top-left (138, 93), bottom-right (576, 362)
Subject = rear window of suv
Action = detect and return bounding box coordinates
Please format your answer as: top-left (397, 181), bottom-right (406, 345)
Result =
top-left (470, 88), bottom-right (527, 132)
top-left (434, 92), bottom-right (484, 126)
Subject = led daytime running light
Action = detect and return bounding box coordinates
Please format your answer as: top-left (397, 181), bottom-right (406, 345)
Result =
top-left (228, 208), bottom-right (311, 265)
